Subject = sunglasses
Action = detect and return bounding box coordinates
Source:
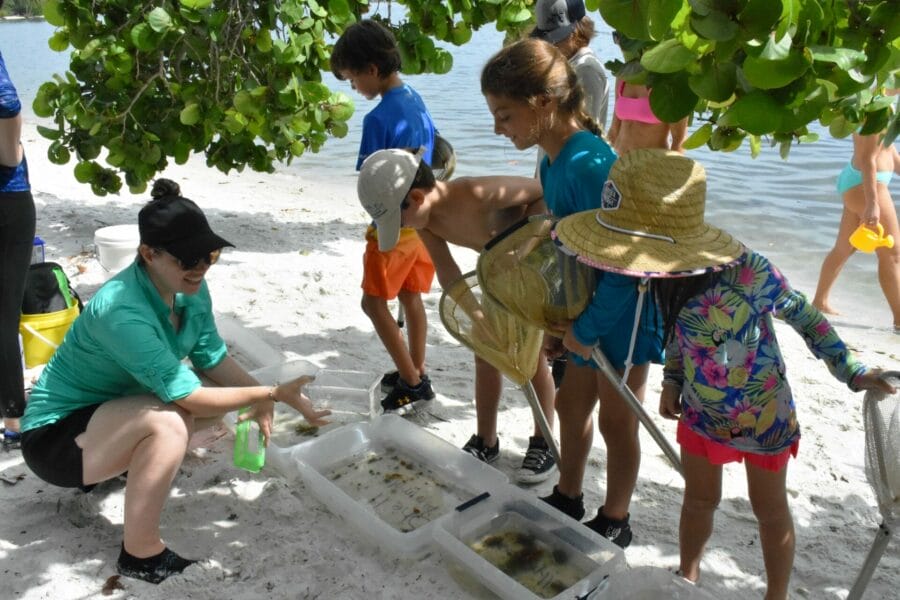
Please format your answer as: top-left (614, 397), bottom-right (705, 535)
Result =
top-left (159, 248), bottom-right (222, 270)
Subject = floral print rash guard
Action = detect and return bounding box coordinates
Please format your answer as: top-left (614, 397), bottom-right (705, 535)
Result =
top-left (664, 251), bottom-right (867, 455)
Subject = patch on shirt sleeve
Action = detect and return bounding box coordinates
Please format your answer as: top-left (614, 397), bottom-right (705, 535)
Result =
top-left (601, 180), bottom-right (622, 210)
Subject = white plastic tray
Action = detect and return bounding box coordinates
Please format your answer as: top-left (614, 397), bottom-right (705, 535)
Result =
top-left (601, 566), bottom-right (716, 599)
top-left (284, 414), bottom-right (509, 555)
top-left (432, 485), bottom-right (626, 600)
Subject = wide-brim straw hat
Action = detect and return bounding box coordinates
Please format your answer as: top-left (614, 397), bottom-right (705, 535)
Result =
top-left (553, 149), bottom-right (746, 278)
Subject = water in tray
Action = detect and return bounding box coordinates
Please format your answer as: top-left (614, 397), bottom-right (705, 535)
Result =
top-left (326, 446), bottom-right (470, 533)
top-left (467, 513), bottom-right (596, 599)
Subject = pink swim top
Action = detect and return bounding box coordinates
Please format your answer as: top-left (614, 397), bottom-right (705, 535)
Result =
top-left (614, 80), bottom-right (661, 124)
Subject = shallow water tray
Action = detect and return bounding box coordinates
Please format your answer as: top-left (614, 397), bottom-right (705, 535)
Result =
top-left (433, 486), bottom-right (626, 600)
top-left (286, 414), bottom-right (509, 555)
top-left (601, 566), bottom-right (715, 599)
top-left (247, 360), bottom-right (379, 449)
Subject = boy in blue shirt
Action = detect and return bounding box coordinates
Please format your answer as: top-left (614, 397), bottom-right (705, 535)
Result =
top-left (331, 20), bottom-right (437, 411)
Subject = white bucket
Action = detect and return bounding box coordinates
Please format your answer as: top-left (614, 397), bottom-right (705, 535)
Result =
top-left (94, 224), bottom-right (140, 279)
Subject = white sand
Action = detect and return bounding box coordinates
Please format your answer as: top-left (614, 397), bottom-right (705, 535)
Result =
top-left (2, 121), bottom-right (899, 599)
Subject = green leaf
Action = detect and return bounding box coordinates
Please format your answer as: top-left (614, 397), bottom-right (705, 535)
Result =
top-left (649, 73), bottom-right (698, 121)
top-left (147, 8), bottom-right (173, 33)
top-left (73, 161), bottom-right (96, 183)
top-left (683, 122), bottom-right (713, 149)
top-left (727, 90), bottom-right (783, 135)
top-left (641, 39), bottom-right (696, 73)
top-left (597, 0), bottom-right (651, 40)
top-left (36, 125), bottom-right (61, 140)
top-left (648, 0), bottom-right (683, 40)
top-left (48, 31), bottom-right (69, 52)
top-left (180, 103), bottom-right (202, 125)
top-left (43, 0), bottom-right (65, 27)
top-left (689, 60), bottom-right (737, 102)
top-left (180, 0), bottom-right (213, 8)
top-left (737, 0), bottom-right (783, 40)
top-left (256, 31), bottom-right (273, 53)
top-left (234, 90), bottom-right (257, 115)
top-left (809, 46), bottom-right (867, 70)
top-left (741, 50), bottom-right (810, 89)
top-left (690, 10), bottom-right (739, 42)
top-left (759, 32), bottom-right (792, 61)
top-left (131, 23), bottom-right (157, 52)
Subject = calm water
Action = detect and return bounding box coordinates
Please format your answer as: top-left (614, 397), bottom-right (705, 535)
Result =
top-left (2, 19), bottom-right (898, 333)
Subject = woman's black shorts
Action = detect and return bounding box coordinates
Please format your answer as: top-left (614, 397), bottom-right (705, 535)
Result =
top-left (21, 403), bottom-right (101, 489)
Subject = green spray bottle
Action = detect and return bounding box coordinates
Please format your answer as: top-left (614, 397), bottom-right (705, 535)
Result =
top-left (233, 407), bottom-right (266, 472)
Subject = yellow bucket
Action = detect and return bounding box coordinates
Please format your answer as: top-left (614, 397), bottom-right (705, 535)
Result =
top-left (19, 304), bottom-right (79, 368)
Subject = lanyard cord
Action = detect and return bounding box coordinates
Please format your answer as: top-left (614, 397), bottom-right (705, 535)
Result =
top-left (622, 277), bottom-right (650, 383)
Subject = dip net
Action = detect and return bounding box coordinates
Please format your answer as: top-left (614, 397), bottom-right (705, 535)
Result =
top-left (439, 271), bottom-right (543, 387)
top-left (476, 215), bottom-right (595, 338)
top-left (849, 372), bottom-right (900, 599)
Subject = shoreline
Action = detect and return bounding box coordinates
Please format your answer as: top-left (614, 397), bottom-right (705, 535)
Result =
top-left (2, 120), bottom-right (898, 599)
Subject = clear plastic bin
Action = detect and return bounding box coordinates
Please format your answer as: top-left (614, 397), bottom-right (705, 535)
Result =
top-left (432, 486), bottom-right (626, 600)
top-left (284, 414), bottom-right (509, 555)
top-left (248, 362), bottom-right (378, 449)
top-left (602, 566), bottom-right (716, 599)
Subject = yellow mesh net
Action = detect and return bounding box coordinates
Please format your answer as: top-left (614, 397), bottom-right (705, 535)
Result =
top-left (477, 215), bottom-right (596, 337)
top-left (439, 271), bottom-right (543, 386)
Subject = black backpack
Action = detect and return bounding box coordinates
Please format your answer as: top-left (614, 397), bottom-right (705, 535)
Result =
top-left (21, 262), bottom-right (83, 314)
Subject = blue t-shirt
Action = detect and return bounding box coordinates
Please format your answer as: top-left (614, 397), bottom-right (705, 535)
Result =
top-left (356, 83), bottom-right (436, 170)
top-left (0, 50), bottom-right (28, 193)
top-left (541, 131), bottom-right (663, 369)
top-left (22, 262), bottom-right (228, 432)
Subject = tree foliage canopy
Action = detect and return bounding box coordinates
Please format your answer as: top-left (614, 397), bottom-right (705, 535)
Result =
top-left (592, 0), bottom-right (899, 157)
top-left (33, 0), bottom-right (900, 195)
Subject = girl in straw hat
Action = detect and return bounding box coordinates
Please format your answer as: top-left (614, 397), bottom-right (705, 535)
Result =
top-left (482, 38), bottom-right (665, 548)
top-left (554, 148), bottom-right (897, 598)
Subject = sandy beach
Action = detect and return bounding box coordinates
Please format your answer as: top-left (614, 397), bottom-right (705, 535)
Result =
top-left (1, 120), bottom-right (899, 600)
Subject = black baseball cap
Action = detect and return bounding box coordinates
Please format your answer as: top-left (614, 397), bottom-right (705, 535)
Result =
top-left (139, 195), bottom-right (234, 265)
top-left (531, 0), bottom-right (586, 44)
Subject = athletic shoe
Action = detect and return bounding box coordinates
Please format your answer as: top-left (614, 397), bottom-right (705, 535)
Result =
top-left (380, 370), bottom-right (400, 393)
top-left (116, 544), bottom-right (196, 584)
top-left (584, 505), bottom-right (633, 548)
top-left (514, 436), bottom-right (557, 484)
top-left (461, 434), bottom-right (499, 464)
top-left (2, 430), bottom-right (21, 451)
top-left (380, 375), bottom-right (435, 414)
top-left (540, 485), bottom-right (585, 521)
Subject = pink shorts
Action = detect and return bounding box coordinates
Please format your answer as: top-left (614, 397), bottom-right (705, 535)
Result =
top-left (677, 420), bottom-right (798, 473)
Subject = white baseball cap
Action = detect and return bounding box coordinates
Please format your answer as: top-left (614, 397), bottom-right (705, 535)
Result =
top-left (531, 0), bottom-right (586, 44)
top-left (357, 147), bottom-right (425, 251)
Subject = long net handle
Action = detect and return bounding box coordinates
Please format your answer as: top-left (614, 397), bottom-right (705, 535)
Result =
top-left (590, 347), bottom-right (684, 477)
top-left (846, 522), bottom-right (892, 600)
top-left (521, 381), bottom-right (561, 465)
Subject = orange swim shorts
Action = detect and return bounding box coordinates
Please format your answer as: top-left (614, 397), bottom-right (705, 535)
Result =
top-left (677, 420), bottom-right (798, 473)
top-left (361, 226), bottom-right (435, 300)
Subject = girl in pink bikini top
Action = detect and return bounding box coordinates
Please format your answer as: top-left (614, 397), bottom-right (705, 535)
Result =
top-left (614, 79), bottom-right (660, 125)
top-left (607, 31), bottom-right (687, 154)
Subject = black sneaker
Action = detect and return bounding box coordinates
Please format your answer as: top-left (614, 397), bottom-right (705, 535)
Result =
top-left (380, 375), bottom-right (435, 414)
top-left (2, 430), bottom-right (21, 451)
top-left (540, 485), bottom-right (585, 521)
top-left (515, 436), bottom-right (557, 484)
top-left (584, 505), bottom-right (633, 548)
top-left (116, 544), bottom-right (196, 584)
top-left (461, 434), bottom-right (499, 464)
top-left (380, 370), bottom-right (400, 394)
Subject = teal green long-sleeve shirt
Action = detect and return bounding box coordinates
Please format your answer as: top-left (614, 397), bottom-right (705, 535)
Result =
top-left (22, 261), bottom-right (227, 432)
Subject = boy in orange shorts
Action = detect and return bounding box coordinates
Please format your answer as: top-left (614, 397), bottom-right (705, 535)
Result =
top-left (331, 20), bottom-right (438, 411)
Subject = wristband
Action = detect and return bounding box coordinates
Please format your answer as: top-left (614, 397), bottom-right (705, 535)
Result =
top-left (268, 383), bottom-right (279, 402)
